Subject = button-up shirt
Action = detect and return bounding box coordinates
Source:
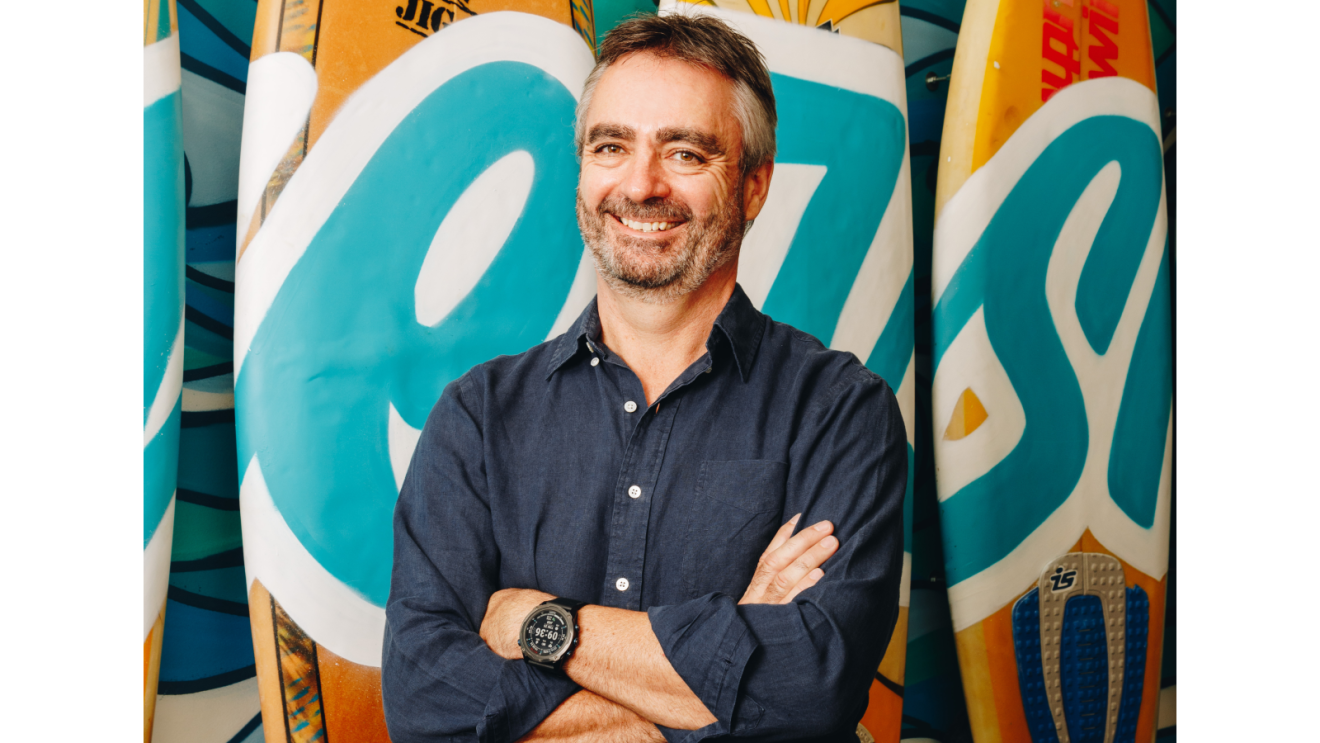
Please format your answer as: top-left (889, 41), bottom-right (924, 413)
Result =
top-left (383, 285), bottom-right (906, 743)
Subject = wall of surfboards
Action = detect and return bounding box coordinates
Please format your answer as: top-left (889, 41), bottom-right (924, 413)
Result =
top-left (143, 0), bottom-right (1175, 741)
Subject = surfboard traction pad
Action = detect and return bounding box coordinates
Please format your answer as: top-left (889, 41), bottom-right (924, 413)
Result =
top-left (1011, 553), bottom-right (1149, 743)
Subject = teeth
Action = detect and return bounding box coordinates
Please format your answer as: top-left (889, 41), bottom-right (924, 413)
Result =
top-left (620, 217), bottom-right (673, 233)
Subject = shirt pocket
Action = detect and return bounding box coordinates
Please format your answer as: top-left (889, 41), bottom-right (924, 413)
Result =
top-left (682, 459), bottom-right (788, 600)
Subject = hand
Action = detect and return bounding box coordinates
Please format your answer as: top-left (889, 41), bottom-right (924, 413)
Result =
top-left (480, 587), bottom-right (555, 659)
top-left (739, 515), bottom-right (838, 605)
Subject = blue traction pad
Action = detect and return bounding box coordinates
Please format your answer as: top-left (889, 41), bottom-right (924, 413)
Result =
top-left (1060, 594), bottom-right (1108, 743)
top-left (1012, 585), bottom-right (1150, 743)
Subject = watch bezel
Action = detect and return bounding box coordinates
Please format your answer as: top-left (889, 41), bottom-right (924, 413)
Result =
top-left (518, 602), bottom-right (579, 667)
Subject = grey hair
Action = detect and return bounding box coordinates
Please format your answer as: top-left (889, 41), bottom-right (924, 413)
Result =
top-left (573, 13), bottom-right (777, 176)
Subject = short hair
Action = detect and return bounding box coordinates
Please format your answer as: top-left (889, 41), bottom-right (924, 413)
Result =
top-left (574, 13), bottom-right (777, 176)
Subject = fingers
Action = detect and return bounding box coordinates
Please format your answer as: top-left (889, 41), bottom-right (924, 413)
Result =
top-left (782, 568), bottom-right (825, 603)
top-left (741, 519), bottom-right (837, 604)
top-left (761, 513), bottom-right (801, 558)
top-left (765, 525), bottom-right (837, 602)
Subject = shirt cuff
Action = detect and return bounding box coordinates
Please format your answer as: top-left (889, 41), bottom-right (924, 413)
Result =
top-left (477, 659), bottom-right (581, 743)
top-left (648, 593), bottom-right (761, 741)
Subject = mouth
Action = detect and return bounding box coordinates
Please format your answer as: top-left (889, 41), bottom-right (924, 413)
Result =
top-left (610, 213), bottom-right (685, 234)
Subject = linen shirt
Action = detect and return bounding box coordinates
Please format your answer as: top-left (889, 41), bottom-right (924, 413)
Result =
top-left (383, 285), bottom-right (907, 743)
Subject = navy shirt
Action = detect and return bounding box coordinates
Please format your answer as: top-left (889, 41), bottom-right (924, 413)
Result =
top-left (383, 285), bottom-right (906, 743)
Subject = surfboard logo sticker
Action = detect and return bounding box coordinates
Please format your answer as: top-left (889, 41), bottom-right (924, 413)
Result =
top-left (395, 0), bottom-right (478, 37)
top-left (932, 76), bottom-right (1171, 631)
top-left (1042, 0), bottom-right (1124, 103)
top-left (1047, 566), bottom-right (1077, 592)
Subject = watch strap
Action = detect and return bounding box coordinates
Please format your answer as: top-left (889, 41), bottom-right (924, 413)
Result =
top-left (544, 597), bottom-right (585, 612)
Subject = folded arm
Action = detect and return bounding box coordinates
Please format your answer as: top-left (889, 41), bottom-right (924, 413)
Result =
top-left (482, 516), bottom-right (839, 733)
top-left (511, 368), bottom-right (908, 741)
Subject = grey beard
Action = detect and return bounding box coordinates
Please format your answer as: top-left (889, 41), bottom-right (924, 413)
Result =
top-left (576, 189), bottom-right (746, 305)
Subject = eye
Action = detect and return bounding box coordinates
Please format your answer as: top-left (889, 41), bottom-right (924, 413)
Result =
top-left (673, 150), bottom-right (701, 163)
top-left (595, 143), bottom-right (623, 155)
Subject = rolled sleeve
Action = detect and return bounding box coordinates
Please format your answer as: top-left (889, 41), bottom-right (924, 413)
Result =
top-left (383, 374), bottom-right (580, 743)
top-left (647, 593), bottom-right (761, 742)
top-left (648, 366), bottom-right (907, 741)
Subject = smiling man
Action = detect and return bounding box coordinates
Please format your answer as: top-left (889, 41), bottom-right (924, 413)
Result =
top-left (383, 13), bottom-right (907, 743)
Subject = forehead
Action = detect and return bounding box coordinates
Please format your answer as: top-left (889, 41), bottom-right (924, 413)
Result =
top-left (586, 52), bottom-right (740, 143)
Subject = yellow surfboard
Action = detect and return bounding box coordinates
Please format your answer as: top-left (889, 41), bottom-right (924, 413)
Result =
top-left (932, 1), bottom-right (1170, 742)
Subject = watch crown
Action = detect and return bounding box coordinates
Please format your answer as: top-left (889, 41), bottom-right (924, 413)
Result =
top-left (517, 639), bottom-right (522, 647)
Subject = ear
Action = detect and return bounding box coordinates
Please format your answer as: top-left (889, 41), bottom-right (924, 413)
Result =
top-left (741, 160), bottom-right (775, 221)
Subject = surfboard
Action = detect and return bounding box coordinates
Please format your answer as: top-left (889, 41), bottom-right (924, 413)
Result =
top-left (145, 0), bottom-right (186, 739)
top-left (655, 4), bottom-right (914, 740)
top-left (233, 2), bottom-right (615, 739)
top-left (152, 1), bottom-right (265, 742)
top-left (930, 1), bottom-right (1171, 742)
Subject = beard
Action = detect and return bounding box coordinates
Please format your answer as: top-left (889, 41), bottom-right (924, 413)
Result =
top-left (576, 184), bottom-right (746, 304)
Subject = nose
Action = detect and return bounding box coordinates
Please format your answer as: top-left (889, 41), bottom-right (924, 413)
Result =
top-left (620, 148), bottom-right (670, 203)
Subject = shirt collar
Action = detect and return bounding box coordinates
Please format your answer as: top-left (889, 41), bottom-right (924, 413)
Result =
top-left (545, 296), bottom-right (601, 378)
top-left (545, 284), bottom-right (765, 382)
top-left (710, 284), bottom-right (764, 382)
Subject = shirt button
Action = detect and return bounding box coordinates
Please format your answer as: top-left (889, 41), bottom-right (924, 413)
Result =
top-left (624, 400), bottom-right (638, 413)
top-left (590, 357), bottom-right (600, 367)
top-left (615, 577), bottom-right (630, 592)
top-left (628, 485), bottom-right (641, 499)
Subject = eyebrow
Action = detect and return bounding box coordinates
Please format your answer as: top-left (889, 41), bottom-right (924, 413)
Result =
top-left (656, 126), bottom-right (724, 156)
top-left (587, 123), bottom-right (635, 144)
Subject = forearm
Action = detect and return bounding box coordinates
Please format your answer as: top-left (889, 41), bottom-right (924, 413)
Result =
top-left (518, 690), bottom-right (664, 743)
top-left (563, 605), bottom-right (717, 730)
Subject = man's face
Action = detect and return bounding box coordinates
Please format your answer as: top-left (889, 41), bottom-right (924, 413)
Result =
top-left (577, 52), bottom-right (756, 302)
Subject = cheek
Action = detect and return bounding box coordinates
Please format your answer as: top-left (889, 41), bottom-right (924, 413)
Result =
top-left (676, 177), bottom-right (729, 217)
top-left (578, 166), bottom-right (616, 210)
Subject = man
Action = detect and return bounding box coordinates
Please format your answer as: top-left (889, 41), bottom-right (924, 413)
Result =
top-left (383, 13), bottom-right (906, 743)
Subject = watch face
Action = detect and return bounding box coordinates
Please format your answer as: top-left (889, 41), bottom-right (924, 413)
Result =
top-left (524, 607), bottom-right (571, 657)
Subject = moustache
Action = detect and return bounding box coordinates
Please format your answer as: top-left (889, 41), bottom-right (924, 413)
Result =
top-left (597, 195), bottom-right (693, 224)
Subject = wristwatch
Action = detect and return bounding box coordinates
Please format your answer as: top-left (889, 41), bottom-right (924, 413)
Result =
top-left (517, 597), bottom-right (585, 673)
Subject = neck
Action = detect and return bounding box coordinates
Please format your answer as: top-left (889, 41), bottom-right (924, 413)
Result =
top-left (596, 260), bottom-right (738, 406)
